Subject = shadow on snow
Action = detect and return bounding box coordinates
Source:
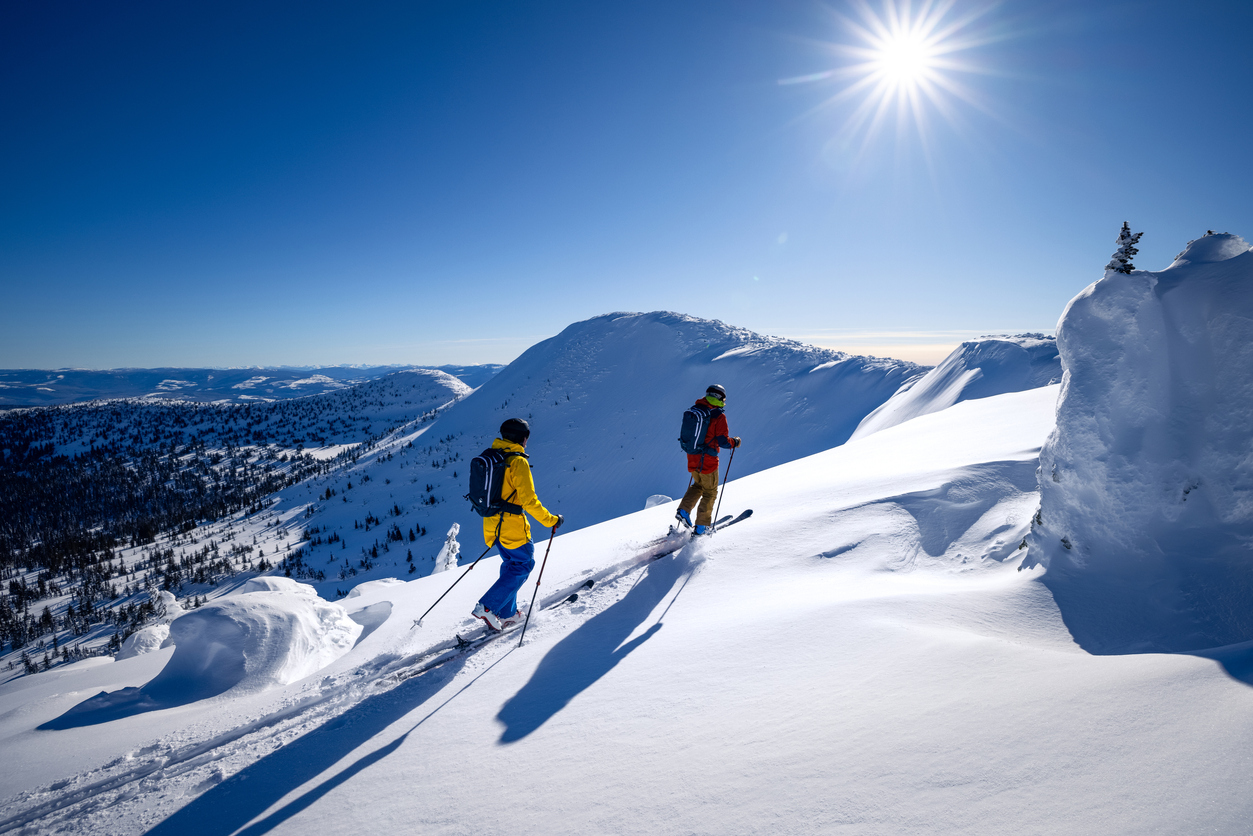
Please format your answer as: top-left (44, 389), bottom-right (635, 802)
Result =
top-left (495, 550), bottom-right (697, 743)
top-left (142, 652), bottom-right (489, 836)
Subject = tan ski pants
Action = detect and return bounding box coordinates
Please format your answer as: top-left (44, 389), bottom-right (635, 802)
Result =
top-left (679, 470), bottom-right (719, 526)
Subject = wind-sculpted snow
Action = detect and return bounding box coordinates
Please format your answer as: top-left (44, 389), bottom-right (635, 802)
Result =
top-left (149, 579), bottom-right (360, 699)
top-left (1025, 232), bottom-right (1253, 653)
top-left (39, 580), bottom-right (360, 730)
top-left (850, 335), bottom-right (1060, 440)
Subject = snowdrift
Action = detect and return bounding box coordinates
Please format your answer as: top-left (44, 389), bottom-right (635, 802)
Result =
top-left (1026, 232), bottom-right (1253, 652)
top-left (850, 334), bottom-right (1059, 440)
top-left (147, 578), bottom-right (361, 701)
top-left (41, 580), bottom-right (360, 728)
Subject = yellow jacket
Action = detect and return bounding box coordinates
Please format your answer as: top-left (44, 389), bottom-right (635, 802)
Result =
top-left (481, 438), bottom-right (559, 549)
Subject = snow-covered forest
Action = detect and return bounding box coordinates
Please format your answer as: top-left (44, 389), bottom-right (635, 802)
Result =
top-left (2, 233), bottom-right (1253, 835)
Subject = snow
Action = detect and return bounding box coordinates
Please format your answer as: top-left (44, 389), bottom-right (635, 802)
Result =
top-left (0, 365), bottom-right (498, 408)
top-left (28, 581), bottom-right (361, 737)
top-left (343, 579), bottom-right (406, 599)
top-left (115, 592), bottom-right (183, 660)
top-left (432, 524), bottom-right (461, 574)
top-left (1026, 232), bottom-right (1253, 653)
top-left (851, 334), bottom-right (1060, 440)
top-left (264, 310), bottom-right (922, 596)
top-left (6, 383), bottom-right (1253, 834)
top-left (142, 581), bottom-right (359, 702)
top-left (301, 443), bottom-right (358, 461)
top-left (113, 624), bottom-right (169, 660)
top-left (5, 270), bottom-right (1253, 835)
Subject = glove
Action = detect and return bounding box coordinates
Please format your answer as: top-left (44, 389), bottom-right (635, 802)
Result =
top-left (731, 437), bottom-right (742, 448)
top-left (554, 514), bottom-right (564, 529)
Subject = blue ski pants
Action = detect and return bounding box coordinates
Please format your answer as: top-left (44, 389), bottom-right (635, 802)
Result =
top-left (478, 540), bottom-right (536, 619)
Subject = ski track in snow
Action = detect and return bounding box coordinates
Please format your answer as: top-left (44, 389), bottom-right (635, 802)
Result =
top-left (0, 532), bottom-right (704, 835)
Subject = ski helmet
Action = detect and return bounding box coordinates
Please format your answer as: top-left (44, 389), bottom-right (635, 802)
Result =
top-left (706, 384), bottom-right (727, 401)
top-left (500, 418), bottom-right (531, 444)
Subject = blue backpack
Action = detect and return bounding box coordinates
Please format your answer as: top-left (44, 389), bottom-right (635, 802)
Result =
top-left (678, 404), bottom-right (721, 455)
top-left (466, 448), bottom-right (524, 517)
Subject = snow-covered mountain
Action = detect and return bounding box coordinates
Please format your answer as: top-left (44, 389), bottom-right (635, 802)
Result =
top-left (408, 311), bottom-right (924, 526)
top-left (0, 369), bottom-right (473, 603)
top-left (0, 312), bottom-right (924, 678)
top-left (239, 311), bottom-right (924, 590)
top-left (850, 334), bottom-right (1060, 440)
top-left (12, 368), bottom-right (471, 457)
top-left (1026, 232), bottom-right (1253, 653)
top-left (0, 364), bottom-right (501, 409)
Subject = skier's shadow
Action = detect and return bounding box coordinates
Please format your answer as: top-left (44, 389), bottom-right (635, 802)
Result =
top-left (143, 653), bottom-right (475, 836)
top-left (496, 552), bottom-right (695, 743)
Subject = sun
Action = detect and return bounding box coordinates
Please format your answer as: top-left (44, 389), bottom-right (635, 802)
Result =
top-left (781, 0), bottom-right (999, 158)
top-left (876, 31), bottom-right (935, 84)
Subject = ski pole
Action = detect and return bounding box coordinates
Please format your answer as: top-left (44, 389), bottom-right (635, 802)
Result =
top-left (712, 445), bottom-right (736, 532)
top-left (517, 524), bottom-right (557, 647)
top-left (412, 542), bottom-right (493, 628)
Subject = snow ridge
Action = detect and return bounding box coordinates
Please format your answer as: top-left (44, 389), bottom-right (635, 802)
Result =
top-left (850, 334), bottom-right (1060, 440)
top-left (1026, 232), bottom-right (1253, 652)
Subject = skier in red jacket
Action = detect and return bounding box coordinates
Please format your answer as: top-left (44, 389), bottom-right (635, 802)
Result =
top-left (676, 384), bottom-right (741, 535)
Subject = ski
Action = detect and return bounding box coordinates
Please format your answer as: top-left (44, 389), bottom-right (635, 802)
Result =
top-left (393, 515), bottom-right (754, 686)
top-left (544, 578), bottom-right (594, 609)
top-left (712, 508), bottom-right (753, 531)
top-left (394, 625), bottom-right (510, 682)
top-left (653, 509), bottom-right (752, 557)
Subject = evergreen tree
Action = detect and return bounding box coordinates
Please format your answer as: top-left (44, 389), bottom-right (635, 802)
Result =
top-left (1106, 222), bottom-right (1144, 274)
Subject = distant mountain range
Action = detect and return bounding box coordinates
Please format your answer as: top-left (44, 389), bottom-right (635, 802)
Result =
top-left (0, 365), bottom-right (503, 409)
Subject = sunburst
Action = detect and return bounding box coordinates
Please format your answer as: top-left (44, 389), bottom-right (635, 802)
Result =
top-left (782, 0), bottom-right (1001, 160)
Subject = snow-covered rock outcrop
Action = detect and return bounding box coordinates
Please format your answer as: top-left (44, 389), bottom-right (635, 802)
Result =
top-left (850, 335), bottom-right (1060, 440)
top-left (1025, 232), bottom-right (1253, 652)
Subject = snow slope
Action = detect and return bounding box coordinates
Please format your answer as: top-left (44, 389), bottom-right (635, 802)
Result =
top-left (432, 311), bottom-right (924, 523)
top-left (4, 385), bottom-right (1253, 835)
top-left (261, 311), bottom-right (924, 595)
top-left (1027, 232), bottom-right (1253, 653)
top-left (0, 313), bottom-right (920, 685)
top-left (850, 334), bottom-right (1060, 440)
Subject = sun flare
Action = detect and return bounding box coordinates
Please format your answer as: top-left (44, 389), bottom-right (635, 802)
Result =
top-left (877, 32), bottom-right (935, 83)
top-left (781, 0), bottom-right (998, 159)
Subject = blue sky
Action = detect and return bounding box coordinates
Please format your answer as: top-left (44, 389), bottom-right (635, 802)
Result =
top-left (2, 0), bottom-right (1251, 368)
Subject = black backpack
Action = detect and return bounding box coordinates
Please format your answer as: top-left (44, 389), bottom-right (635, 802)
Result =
top-left (466, 448), bottom-right (525, 517)
top-left (678, 404), bottom-right (722, 455)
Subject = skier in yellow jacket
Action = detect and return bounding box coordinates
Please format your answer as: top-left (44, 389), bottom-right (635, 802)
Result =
top-left (472, 418), bottom-right (562, 631)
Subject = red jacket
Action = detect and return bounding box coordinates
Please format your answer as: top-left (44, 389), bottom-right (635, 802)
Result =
top-left (686, 397), bottom-right (733, 474)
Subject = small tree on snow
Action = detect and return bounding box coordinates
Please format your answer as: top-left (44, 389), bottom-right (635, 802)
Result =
top-left (1106, 222), bottom-right (1144, 274)
top-left (433, 523), bottom-right (461, 573)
